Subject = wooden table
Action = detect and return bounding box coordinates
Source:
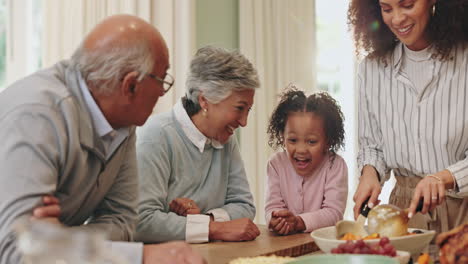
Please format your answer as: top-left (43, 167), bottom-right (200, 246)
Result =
top-left (191, 225), bottom-right (319, 264)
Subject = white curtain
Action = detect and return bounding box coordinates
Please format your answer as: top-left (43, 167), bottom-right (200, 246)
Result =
top-left (239, 0), bottom-right (316, 224)
top-left (41, 0), bottom-right (195, 112)
top-left (5, 0), bottom-right (40, 88)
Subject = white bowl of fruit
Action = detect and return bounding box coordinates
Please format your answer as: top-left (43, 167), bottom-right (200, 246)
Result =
top-left (310, 226), bottom-right (435, 258)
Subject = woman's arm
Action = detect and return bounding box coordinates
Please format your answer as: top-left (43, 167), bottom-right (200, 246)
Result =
top-left (356, 60), bottom-right (388, 183)
top-left (408, 159), bottom-right (468, 217)
top-left (354, 60), bottom-right (387, 218)
top-left (446, 152), bottom-right (468, 195)
top-left (135, 134), bottom-right (188, 243)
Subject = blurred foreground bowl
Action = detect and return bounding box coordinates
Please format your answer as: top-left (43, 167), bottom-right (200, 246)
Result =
top-left (287, 254), bottom-right (398, 264)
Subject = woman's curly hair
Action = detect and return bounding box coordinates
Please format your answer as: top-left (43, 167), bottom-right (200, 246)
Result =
top-left (267, 87), bottom-right (345, 157)
top-left (348, 0), bottom-right (468, 62)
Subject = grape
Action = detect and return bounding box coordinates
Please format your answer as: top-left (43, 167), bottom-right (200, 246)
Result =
top-left (377, 248), bottom-right (386, 255)
top-left (383, 243), bottom-right (393, 252)
top-left (379, 237), bottom-right (390, 246)
top-left (360, 247), bottom-right (371, 254)
top-left (356, 239), bottom-right (365, 248)
top-left (344, 243), bottom-right (354, 252)
top-left (330, 237), bottom-right (397, 257)
top-left (331, 248), bottom-right (340, 254)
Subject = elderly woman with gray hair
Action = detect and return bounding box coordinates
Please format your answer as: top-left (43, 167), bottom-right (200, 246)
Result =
top-left (135, 46), bottom-right (261, 243)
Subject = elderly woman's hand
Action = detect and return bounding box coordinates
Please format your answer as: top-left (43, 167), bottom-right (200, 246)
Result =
top-left (209, 218), bottom-right (260, 241)
top-left (169, 198), bottom-right (201, 216)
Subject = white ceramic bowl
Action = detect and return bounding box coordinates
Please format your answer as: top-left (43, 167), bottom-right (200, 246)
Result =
top-left (310, 226), bottom-right (435, 258)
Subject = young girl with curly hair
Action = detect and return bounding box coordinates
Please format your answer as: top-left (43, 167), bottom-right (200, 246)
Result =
top-left (348, 0), bottom-right (468, 241)
top-left (265, 88), bottom-right (348, 235)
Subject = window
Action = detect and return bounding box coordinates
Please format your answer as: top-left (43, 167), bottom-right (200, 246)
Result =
top-left (315, 0), bottom-right (357, 219)
top-left (0, 0), bottom-right (6, 89)
top-left (1, 0), bottom-right (42, 91)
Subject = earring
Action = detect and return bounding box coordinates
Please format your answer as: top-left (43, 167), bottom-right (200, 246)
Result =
top-left (202, 108), bottom-right (207, 117)
top-left (431, 4), bottom-right (436, 16)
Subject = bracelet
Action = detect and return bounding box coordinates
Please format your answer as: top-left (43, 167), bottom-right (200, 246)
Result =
top-left (447, 170), bottom-right (457, 191)
top-left (426, 174), bottom-right (442, 183)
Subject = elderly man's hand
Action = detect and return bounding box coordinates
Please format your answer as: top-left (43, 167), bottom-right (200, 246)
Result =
top-left (169, 198), bottom-right (201, 216)
top-left (32, 195), bottom-right (62, 225)
top-left (209, 218), bottom-right (260, 241)
top-left (143, 241), bottom-right (206, 264)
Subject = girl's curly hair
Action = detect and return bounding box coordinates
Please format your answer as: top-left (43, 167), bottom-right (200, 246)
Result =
top-left (267, 87), bottom-right (345, 157)
top-left (348, 0), bottom-right (468, 62)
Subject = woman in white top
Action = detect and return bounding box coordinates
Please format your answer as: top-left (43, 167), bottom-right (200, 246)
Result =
top-left (136, 46), bottom-right (261, 244)
top-left (348, 0), bottom-right (468, 236)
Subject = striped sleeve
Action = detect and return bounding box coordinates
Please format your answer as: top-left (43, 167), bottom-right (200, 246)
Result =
top-left (447, 155), bottom-right (468, 195)
top-left (357, 59), bottom-right (389, 183)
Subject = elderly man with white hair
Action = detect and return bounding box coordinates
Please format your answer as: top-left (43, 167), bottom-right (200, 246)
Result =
top-left (0, 14), bottom-right (205, 264)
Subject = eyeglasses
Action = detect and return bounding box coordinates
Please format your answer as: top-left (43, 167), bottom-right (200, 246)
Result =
top-left (147, 72), bottom-right (174, 94)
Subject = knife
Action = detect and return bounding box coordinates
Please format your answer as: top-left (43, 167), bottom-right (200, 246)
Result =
top-left (356, 197), bottom-right (371, 227)
top-left (403, 198), bottom-right (424, 217)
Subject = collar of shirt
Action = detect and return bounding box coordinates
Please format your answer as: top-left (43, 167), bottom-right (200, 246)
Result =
top-left (392, 43), bottom-right (404, 71)
top-left (77, 73), bottom-right (129, 142)
top-left (403, 44), bottom-right (432, 62)
top-left (393, 43), bottom-right (434, 69)
top-left (174, 99), bottom-right (223, 153)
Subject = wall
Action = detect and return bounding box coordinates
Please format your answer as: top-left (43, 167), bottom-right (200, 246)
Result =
top-left (196, 0), bottom-right (238, 50)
